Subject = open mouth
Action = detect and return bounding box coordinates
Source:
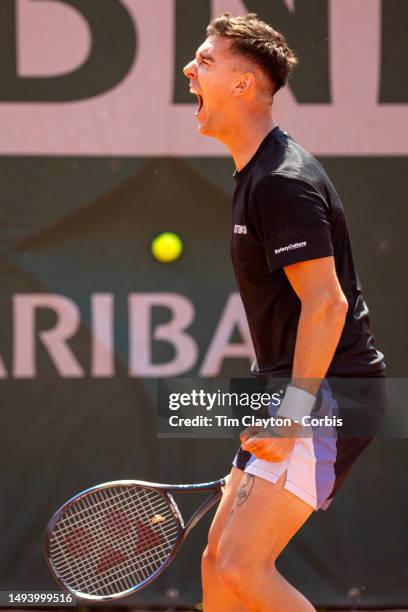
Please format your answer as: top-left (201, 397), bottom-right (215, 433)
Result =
top-left (196, 94), bottom-right (204, 116)
top-left (189, 87), bottom-right (205, 121)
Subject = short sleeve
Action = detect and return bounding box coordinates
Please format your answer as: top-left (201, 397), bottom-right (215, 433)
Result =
top-left (250, 174), bottom-right (334, 272)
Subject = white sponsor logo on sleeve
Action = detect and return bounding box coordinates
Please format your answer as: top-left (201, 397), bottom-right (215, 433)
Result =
top-left (274, 241), bottom-right (307, 255)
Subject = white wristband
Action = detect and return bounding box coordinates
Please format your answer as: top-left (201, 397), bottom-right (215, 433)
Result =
top-left (276, 385), bottom-right (316, 421)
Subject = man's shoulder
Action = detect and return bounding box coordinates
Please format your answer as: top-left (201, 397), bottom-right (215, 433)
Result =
top-left (252, 134), bottom-right (333, 201)
top-left (251, 170), bottom-right (324, 203)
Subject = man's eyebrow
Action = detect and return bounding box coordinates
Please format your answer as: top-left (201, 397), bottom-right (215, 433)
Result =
top-left (195, 50), bottom-right (215, 62)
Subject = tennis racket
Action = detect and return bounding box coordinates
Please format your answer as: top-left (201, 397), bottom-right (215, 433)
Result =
top-left (44, 476), bottom-right (226, 601)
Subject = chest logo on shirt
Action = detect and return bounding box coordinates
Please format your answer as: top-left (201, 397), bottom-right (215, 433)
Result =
top-left (274, 241), bottom-right (307, 255)
top-left (234, 224), bottom-right (247, 235)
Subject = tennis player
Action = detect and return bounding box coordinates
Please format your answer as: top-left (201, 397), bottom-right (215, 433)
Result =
top-left (184, 13), bottom-right (385, 611)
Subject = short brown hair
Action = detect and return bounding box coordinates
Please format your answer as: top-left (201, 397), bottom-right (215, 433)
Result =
top-left (206, 13), bottom-right (297, 94)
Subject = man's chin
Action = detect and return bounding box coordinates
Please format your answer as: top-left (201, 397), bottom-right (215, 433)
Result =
top-left (197, 121), bottom-right (215, 137)
top-left (197, 123), bottom-right (207, 135)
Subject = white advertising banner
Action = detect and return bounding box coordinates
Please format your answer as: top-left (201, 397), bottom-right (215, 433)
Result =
top-left (0, 0), bottom-right (406, 156)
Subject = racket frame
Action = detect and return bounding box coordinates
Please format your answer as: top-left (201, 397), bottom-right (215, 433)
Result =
top-left (44, 476), bottom-right (226, 601)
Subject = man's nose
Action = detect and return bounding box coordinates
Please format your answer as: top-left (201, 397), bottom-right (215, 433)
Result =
top-left (183, 60), bottom-right (196, 79)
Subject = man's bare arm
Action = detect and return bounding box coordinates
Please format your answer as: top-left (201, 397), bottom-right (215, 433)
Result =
top-left (283, 255), bottom-right (348, 396)
top-left (242, 255), bottom-right (348, 456)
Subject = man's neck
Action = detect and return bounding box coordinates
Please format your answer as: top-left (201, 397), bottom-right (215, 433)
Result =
top-left (220, 114), bottom-right (277, 173)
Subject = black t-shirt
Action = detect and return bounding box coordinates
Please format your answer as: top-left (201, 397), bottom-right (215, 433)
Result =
top-left (231, 127), bottom-right (385, 377)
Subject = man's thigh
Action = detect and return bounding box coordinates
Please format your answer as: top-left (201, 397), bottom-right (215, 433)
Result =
top-left (218, 471), bottom-right (314, 565)
top-left (206, 466), bottom-right (244, 556)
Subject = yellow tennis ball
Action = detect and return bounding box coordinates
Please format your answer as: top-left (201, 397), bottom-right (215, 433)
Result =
top-left (151, 232), bottom-right (183, 263)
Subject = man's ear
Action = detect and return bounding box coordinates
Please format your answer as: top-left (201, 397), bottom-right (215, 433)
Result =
top-left (232, 72), bottom-right (255, 97)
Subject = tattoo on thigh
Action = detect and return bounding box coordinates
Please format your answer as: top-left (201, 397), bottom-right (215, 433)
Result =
top-left (236, 474), bottom-right (255, 506)
top-left (226, 509), bottom-right (234, 525)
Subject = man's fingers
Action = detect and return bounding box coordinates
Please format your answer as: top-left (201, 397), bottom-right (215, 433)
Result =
top-left (242, 435), bottom-right (266, 451)
top-left (241, 438), bottom-right (257, 451)
top-left (240, 426), bottom-right (262, 444)
top-left (242, 436), bottom-right (294, 462)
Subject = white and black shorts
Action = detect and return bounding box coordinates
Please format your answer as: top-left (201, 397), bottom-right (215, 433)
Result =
top-left (233, 378), bottom-right (386, 511)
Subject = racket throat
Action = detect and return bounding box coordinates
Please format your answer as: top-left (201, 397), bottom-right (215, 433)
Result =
top-left (184, 489), bottom-right (222, 537)
top-left (167, 493), bottom-right (185, 529)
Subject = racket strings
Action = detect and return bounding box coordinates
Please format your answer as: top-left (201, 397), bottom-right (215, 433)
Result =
top-left (49, 486), bottom-right (180, 598)
top-left (54, 494), bottom-right (176, 592)
top-left (60, 488), bottom-right (178, 592)
top-left (52, 488), bottom-right (179, 596)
